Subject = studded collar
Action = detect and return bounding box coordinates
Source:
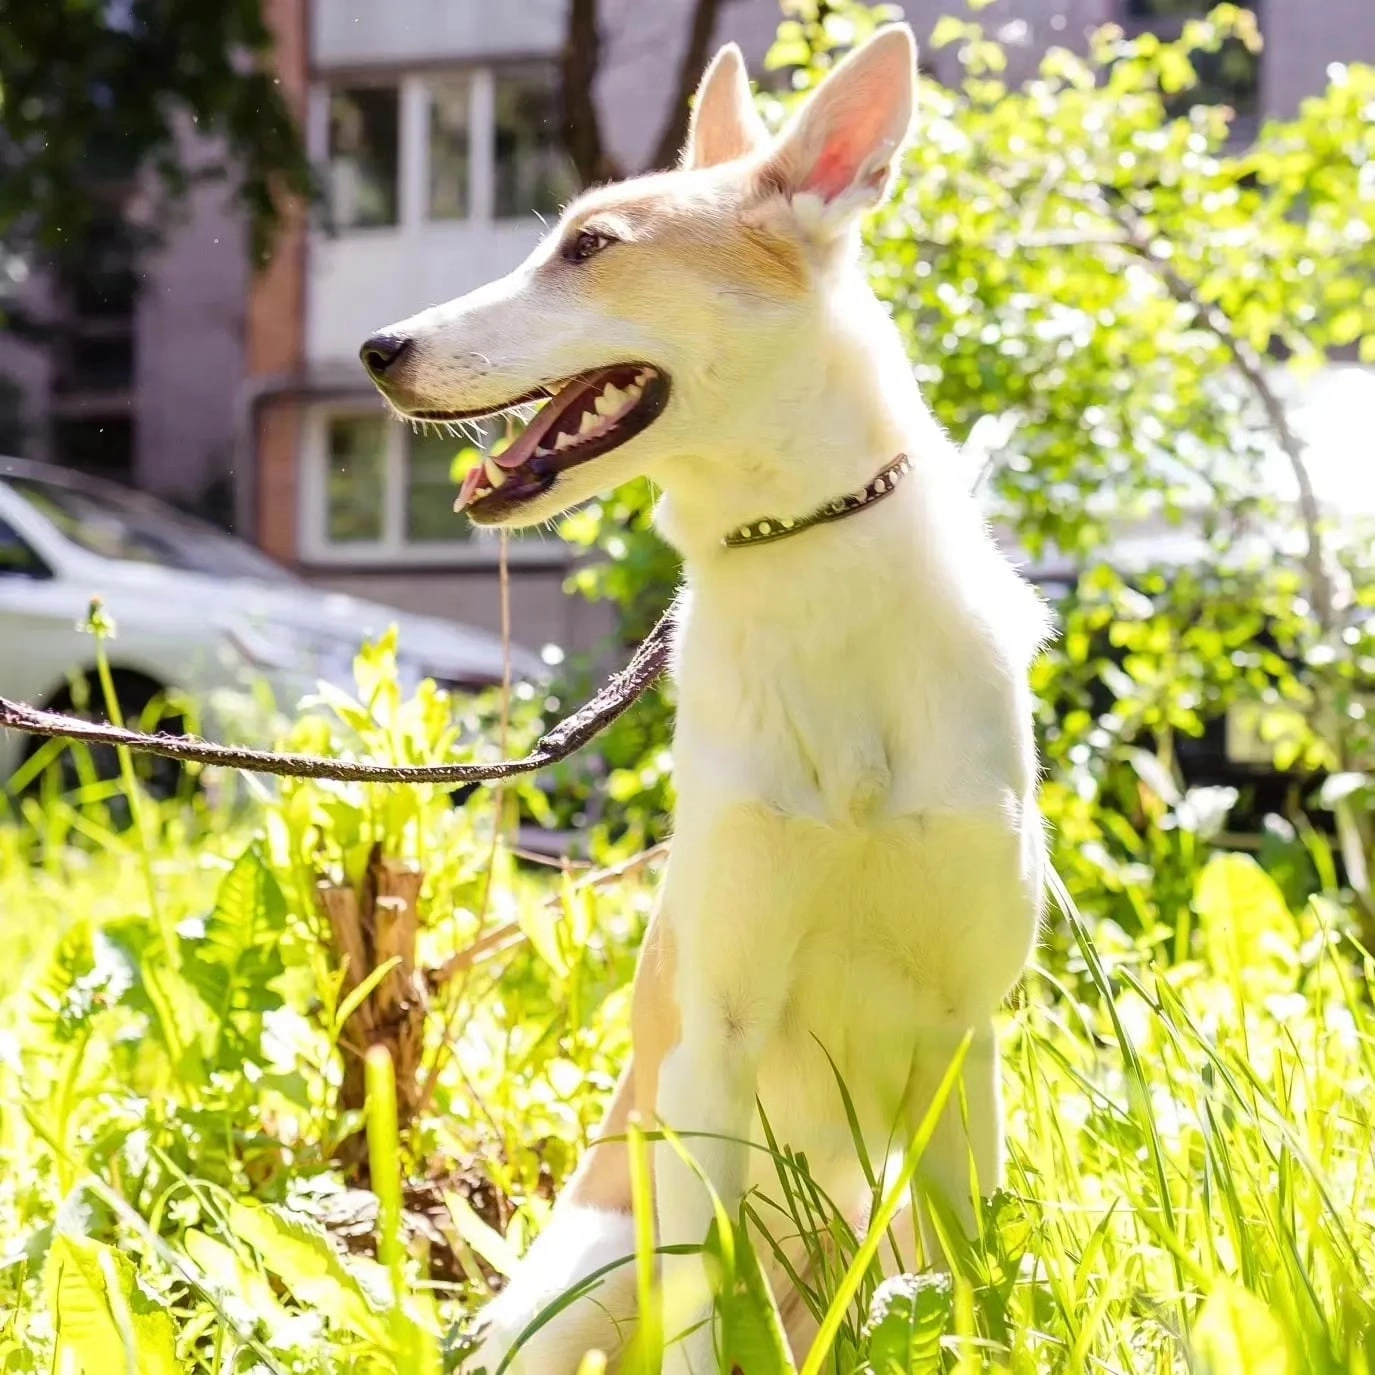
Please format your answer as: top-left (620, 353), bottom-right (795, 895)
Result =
top-left (721, 453), bottom-right (912, 549)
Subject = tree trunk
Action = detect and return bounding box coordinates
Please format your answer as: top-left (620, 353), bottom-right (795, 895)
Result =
top-left (562, 0), bottom-right (619, 185)
top-left (561, 0), bottom-right (736, 185)
top-left (649, 0), bottom-right (726, 171)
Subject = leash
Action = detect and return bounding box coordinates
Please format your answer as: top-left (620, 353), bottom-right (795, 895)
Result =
top-left (0, 598), bottom-right (679, 791)
top-left (0, 457), bottom-right (913, 789)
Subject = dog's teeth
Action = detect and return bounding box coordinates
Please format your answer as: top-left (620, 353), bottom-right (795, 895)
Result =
top-left (594, 390), bottom-right (619, 418)
top-left (483, 457), bottom-right (508, 488)
top-left (578, 408), bottom-right (600, 435)
top-left (635, 370), bottom-right (650, 386)
top-left (554, 431), bottom-right (578, 451)
top-left (623, 382), bottom-right (643, 403)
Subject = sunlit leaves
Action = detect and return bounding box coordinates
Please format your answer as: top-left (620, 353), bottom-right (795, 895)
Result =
top-left (0, 0), bottom-right (310, 262)
top-left (45, 1235), bottom-right (177, 1375)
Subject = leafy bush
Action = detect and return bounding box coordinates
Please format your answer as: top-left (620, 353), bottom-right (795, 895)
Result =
top-left (2, 643), bottom-right (1375, 1371)
top-left (555, 2), bottom-right (1375, 924)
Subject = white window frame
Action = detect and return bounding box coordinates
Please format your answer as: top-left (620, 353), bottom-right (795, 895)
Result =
top-left (311, 63), bottom-right (567, 233)
top-left (298, 403), bottom-right (569, 568)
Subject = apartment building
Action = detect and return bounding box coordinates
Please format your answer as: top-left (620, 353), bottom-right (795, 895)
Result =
top-left (243, 0), bottom-right (782, 653)
top-left (0, 141), bottom-right (250, 525)
top-left (2, 0), bottom-right (1370, 654)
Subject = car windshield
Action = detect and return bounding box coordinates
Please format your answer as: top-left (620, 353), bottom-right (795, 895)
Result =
top-left (3, 475), bottom-right (297, 584)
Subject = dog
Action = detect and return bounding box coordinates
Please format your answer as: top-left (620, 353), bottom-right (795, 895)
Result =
top-left (361, 25), bottom-right (1048, 1373)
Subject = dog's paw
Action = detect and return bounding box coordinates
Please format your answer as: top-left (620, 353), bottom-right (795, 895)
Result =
top-left (457, 1296), bottom-right (584, 1375)
top-left (459, 1328), bottom-right (515, 1375)
top-left (462, 1325), bottom-right (598, 1375)
top-left (457, 1207), bottom-right (638, 1374)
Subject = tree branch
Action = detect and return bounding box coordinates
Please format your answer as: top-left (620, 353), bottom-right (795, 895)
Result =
top-left (561, 0), bottom-right (731, 182)
top-left (0, 598), bottom-right (679, 788)
top-left (1090, 192), bottom-right (1336, 634)
top-left (649, 0), bottom-right (727, 172)
top-left (1080, 191), bottom-right (1361, 785)
top-left (426, 840), bottom-right (671, 987)
top-left (561, 0), bottom-right (621, 185)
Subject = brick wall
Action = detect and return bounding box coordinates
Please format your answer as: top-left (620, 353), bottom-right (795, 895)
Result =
top-left (246, 0), bottom-right (310, 563)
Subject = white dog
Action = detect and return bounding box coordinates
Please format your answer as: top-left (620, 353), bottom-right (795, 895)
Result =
top-left (362, 25), bottom-right (1047, 1373)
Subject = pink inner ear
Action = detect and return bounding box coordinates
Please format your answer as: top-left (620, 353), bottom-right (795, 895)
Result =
top-left (778, 28), bottom-right (914, 207)
top-left (803, 142), bottom-right (862, 202)
top-left (797, 104), bottom-right (894, 203)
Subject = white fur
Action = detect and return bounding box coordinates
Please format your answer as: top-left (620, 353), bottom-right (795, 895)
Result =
top-left (468, 1208), bottom-right (638, 1373)
top-left (651, 295), bottom-right (1046, 1372)
top-left (367, 26), bottom-right (1049, 1374)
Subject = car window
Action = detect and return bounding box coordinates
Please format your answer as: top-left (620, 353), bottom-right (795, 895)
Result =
top-left (0, 516), bottom-right (49, 579)
top-left (3, 476), bottom-right (296, 584)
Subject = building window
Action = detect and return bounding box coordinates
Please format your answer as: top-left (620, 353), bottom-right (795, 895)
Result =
top-left (494, 65), bottom-right (577, 220)
top-left (325, 414), bottom-right (387, 543)
top-left (58, 211), bottom-right (139, 317)
top-left (1188, 39), bottom-right (1261, 117)
top-left (0, 378), bottom-right (23, 454)
top-left (304, 407), bottom-right (564, 567)
top-left (1124, 0), bottom-right (1198, 13)
top-left (406, 429), bottom-right (468, 542)
top-left (320, 63), bottom-right (575, 231)
top-left (54, 330), bottom-right (135, 395)
top-left (48, 207), bottom-right (138, 477)
top-left (327, 86), bottom-right (400, 229)
top-left (51, 416), bottom-right (135, 485)
top-left (428, 74), bottom-right (473, 221)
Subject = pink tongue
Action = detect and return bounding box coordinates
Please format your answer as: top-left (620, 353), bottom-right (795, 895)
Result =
top-left (453, 376), bottom-right (606, 510)
top-left (495, 377), bottom-right (600, 470)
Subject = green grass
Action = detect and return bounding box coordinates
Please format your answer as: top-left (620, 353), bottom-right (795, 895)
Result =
top-left (0, 658), bottom-right (1372, 1373)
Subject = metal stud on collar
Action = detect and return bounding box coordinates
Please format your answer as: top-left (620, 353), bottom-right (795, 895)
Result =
top-left (722, 453), bottom-right (912, 549)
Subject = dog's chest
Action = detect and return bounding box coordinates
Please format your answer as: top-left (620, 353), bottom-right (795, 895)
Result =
top-left (667, 592), bottom-right (1039, 1013)
top-left (672, 584), bottom-right (1027, 825)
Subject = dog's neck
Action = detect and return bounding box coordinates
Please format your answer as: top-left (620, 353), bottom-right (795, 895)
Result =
top-left (654, 278), bottom-right (953, 581)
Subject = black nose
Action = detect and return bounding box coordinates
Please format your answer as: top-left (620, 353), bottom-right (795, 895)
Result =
top-left (360, 333), bottom-right (411, 379)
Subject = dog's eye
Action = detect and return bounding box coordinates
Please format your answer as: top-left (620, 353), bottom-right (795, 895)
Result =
top-left (563, 228), bottom-right (617, 263)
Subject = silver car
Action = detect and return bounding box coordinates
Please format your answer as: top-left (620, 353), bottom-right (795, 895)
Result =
top-left (0, 458), bottom-right (541, 784)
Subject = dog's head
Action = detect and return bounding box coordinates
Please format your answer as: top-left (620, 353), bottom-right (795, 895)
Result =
top-left (360, 25), bottom-right (917, 531)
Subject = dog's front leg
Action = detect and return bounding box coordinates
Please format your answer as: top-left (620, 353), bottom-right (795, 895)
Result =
top-left (655, 1022), bottom-right (758, 1375)
top-left (465, 909), bottom-right (681, 1375)
top-left (909, 1015), bottom-right (1003, 1259)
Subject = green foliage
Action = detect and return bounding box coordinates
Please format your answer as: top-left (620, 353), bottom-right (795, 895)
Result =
top-left (184, 844), bottom-right (288, 1051)
top-left (0, 0), bottom-right (310, 261)
top-left (0, 632), bottom-right (652, 1370)
top-left (46, 1233), bottom-right (178, 1375)
top-left (1, 635), bottom-right (1375, 1371)
top-left (711, 1218), bottom-right (794, 1375)
top-left (861, 1274), bottom-right (952, 1375)
top-left (227, 1201), bottom-right (392, 1347)
top-left (1192, 1283), bottom-right (1299, 1375)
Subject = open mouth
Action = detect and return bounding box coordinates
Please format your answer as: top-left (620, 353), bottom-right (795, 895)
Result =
top-left (442, 364), bottom-right (669, 522)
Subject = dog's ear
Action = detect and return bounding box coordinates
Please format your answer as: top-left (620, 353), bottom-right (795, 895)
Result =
top-left (757, 24), bottom-right (917, 240)
top-left (681, 43), bottom-right (770, 170)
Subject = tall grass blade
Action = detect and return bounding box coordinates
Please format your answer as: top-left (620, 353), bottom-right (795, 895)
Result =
top-left (799, 1031), bottom-right (972, 1375)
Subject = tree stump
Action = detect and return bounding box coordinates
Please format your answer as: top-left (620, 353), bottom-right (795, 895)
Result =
top-left (317, 843), bottom-right (428, 1176)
